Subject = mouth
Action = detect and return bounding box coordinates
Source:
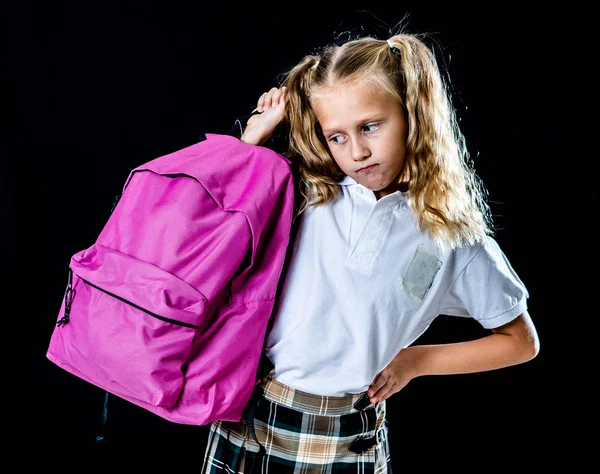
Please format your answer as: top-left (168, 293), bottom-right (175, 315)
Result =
top-left (357, 164), bottom-right (378, 173)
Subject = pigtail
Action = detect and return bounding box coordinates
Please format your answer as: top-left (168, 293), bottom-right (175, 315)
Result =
top-left (388, 34), bottom-right (492, 249)
top-left (281, 56), bottom-right (344, 213)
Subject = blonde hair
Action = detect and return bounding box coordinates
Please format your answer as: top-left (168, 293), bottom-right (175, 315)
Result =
top-left (279, 33), bottom-right (493, 249)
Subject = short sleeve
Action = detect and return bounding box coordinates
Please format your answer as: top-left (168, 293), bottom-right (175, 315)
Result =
top-left (439, 236), bottom-right (529, 329)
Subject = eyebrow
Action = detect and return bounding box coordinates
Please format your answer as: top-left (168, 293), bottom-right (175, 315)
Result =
top-left (321, 116), bottom-right (383, 136)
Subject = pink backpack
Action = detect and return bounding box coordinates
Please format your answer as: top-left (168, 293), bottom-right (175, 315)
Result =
top-left (46, 133), bottom-right (295, 426)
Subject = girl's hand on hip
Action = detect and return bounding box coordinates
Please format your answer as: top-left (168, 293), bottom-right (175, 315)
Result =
top-left (367, 348), bottom-right (419, 403)
top-left (241, 86), bottom-right (287, 146)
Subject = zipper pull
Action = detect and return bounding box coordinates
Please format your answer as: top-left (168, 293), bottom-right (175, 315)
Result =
top-left (57, 268), bottom-right (74, 327)
top-left (110, 193), bottom-right (122, 214)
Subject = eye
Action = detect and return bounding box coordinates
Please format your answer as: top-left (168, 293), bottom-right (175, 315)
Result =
top-left (327, 123), bottom-right (379, 144)
top-left (329, 135), bottom-right (346, 144)
top-left (363, 123), bottom-right (379, 132)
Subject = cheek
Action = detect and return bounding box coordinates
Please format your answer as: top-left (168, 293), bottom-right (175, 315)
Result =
top-left (389, 145), bottom-right (407, 171)
top-left (329, 150), bottom-right (350, 172)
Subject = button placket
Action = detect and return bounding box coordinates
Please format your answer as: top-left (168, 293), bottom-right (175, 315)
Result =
top-left (347, 200), bottom-right (395, 271)
top-left (347, 185), bottom-right (375, 253)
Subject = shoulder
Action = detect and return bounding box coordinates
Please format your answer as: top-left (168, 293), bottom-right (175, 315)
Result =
top-left (438, 235), bottom-right (507, 280)
top-left (449, 234), bottom-right (501, 260)
top-left (449, 234), bottom-right (525, 286)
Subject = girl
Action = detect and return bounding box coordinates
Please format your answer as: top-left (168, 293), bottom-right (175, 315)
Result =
top-left (201, 32), bottom-right (540, 474)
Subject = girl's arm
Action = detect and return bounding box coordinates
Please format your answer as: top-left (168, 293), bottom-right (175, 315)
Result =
top-left (367, 311), bottom-right (540, 403)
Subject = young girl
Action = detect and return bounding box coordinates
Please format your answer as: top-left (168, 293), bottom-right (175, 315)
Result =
top-left (201, 32), bottom-right (540, 474)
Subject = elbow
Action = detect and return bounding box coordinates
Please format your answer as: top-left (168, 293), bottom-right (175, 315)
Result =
top-left (520, 309), bottom-right (540, 362)
top-left (507, 334), bottom-right (539, 367)
top-left (494, 311), bottom-right (540, 364)
top-left (518, 325), bottom-right (540, 363)
top-left (526, 331), bottom-right (541, 361)
top-left (524, 315), bottom-right (541, 362)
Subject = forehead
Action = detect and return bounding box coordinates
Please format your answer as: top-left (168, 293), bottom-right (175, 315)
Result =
top-left (311, 82), bottom-right (397, 130)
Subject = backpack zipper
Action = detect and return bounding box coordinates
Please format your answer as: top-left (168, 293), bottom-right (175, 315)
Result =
top-left (57, 268), bottom-right (74, 327)
top-left (56, 268), bottom-right (199, 329)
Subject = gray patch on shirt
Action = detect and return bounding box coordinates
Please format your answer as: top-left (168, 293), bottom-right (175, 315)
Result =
top-left (401, 244), bottom-right (442, 302)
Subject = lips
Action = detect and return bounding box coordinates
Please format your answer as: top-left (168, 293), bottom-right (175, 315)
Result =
top-left (358, 164), bottom-right (378, 173)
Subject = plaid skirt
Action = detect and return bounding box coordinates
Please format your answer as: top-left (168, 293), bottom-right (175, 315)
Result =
top-left (200, 375), bottom-right (391, 474)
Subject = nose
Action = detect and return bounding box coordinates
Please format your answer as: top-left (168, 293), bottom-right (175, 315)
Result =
top-left (350, 137), bottom-right (371, 162)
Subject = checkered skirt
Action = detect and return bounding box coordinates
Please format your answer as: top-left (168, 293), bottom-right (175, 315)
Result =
top-left (201, 375), bottom-right (391, 473)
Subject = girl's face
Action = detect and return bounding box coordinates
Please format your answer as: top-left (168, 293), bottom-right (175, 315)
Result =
top-left (311, 82), bottom-right (408, 199)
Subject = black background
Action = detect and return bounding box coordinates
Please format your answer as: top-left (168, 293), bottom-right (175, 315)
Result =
top-left (6, 1), bottom-right (595, 472)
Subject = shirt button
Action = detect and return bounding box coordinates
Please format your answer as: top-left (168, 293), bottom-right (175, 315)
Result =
top-left (357, 187), bottom-right (364, 194)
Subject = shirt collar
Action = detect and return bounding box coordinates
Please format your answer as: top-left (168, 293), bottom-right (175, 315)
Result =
top-left (338, 175), bottom-right (358, 186)
top-left (338, 175), bottom-right (407, 199)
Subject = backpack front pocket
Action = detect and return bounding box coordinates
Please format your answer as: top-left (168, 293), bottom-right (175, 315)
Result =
top-left (48, 244), bottom-right (207, 408)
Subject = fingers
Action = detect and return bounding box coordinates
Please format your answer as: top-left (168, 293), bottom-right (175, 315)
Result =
top-left (368, 375), bottom-right (396, 403)
top-left (257, 86), bottom-right (287, 112)
top-left (367, 373), bottom-right (385, 398)
top-left (242, 87), bottom-right (287, 145)
top-left (372, 384), bottom-right (395, 403)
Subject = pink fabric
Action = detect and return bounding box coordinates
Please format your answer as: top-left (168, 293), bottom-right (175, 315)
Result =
top-left (47, 133), bottom-right (295, 425)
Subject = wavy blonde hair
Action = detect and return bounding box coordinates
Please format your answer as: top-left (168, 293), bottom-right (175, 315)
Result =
top-left (279, 33), bottom-right (493, 249)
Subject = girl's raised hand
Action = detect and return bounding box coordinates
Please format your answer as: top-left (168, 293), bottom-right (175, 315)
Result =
top-left (241, 86), bottom-right (287, 146)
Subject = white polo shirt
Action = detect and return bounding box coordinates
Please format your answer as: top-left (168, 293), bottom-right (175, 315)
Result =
top-left (265, 176), bottom-right (528, 396)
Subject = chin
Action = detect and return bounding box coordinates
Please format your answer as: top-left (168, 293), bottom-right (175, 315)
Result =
top-left (367, 180), bottom-right (391, 192)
